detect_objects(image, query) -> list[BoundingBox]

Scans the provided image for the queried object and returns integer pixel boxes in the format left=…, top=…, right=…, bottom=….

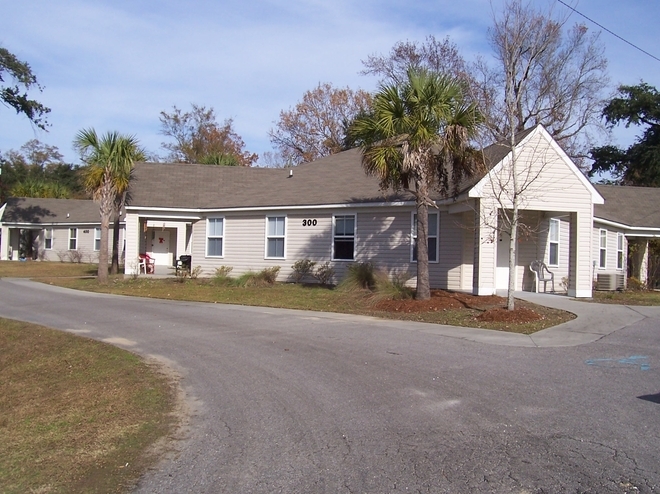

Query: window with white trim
left=266, top=216, right=286, bottom=258
left=333, top=215, right=355, bottom=260
left=68, top=228, right=78, bottom=250
left=617, top=233, right=624, bottom=270
left=44, top=228, right=53, bottom=250
left=548, top=218, right=560, bottom=267
left=412, top=212, right=438, bottom=262
left=599, top=229, right=607, bottom=268
left=94, top=228, right=101, bottom=251
left=206, top=218, right=224, bottom=257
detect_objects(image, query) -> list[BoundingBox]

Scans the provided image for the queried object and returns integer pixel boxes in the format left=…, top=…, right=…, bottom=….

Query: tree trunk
left=110, top=199, right=122, bottom=274
left=97, top=178, right=113, bottom=285
left=507, top=126, right=519, bottom=311
left=415, top=178, right=431, bottom=301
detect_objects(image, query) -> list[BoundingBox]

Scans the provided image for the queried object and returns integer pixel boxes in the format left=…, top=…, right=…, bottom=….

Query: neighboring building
left=0, top=197, right=124, bottom=263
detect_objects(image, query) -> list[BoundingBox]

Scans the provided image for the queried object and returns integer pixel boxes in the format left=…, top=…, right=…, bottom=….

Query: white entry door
left=150, top=231, right=171, bottom=266
left=496, top=230, right=511, bottom=290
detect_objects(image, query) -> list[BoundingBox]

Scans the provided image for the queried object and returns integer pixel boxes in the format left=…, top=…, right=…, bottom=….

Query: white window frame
left=332, top=214, right=356, bottom=261
left=94, top=227, right=101, bottom=251
left=599, top=229, right=607, bottom=269
left=44, top=228, right=53, bottom=250
left=206, top=217, right=224, bottom=258
left=411, top=212, right=439, bottom=263
left=265, top=216, right=286, bottom=259
left=617, top=232, right=625, bottom=270
left=68, top=228, right=78, bottom=251
left=548, top=218, right=560, bottom=267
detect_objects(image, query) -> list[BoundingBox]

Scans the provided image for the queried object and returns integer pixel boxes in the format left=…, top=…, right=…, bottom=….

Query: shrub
left=291, top=259, right=316, bottom=283
left=374, top=270, right=414, bottom=300
left=234, top=266, right=281, bottom=287
left=174, top=265, right=202, bottom=283
left=213, top=266, right=234, bottom=284
left=313, top=262, right=335, bottom=286
left=339, top=262, right=375, bottom=291
left=627, top=276, right=647, bottom=291
left=67, top=250, right=85, bottom=263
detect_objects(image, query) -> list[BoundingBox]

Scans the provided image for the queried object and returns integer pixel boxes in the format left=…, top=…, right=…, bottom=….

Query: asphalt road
left=1, top=278, right=659, bottom=493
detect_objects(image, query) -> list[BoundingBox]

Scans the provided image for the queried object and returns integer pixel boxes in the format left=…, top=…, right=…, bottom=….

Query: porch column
left=124, top=214, right=141, bottom=275
left=472, top=199, right=497, bottom=296
left=568, top=211, right=593, bottom=298
left=0, top=225, right=9, bottom=260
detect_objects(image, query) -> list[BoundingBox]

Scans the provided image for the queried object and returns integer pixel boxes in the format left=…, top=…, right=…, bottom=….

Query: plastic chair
left=529, top=260, right=555, bottom=293
left=138, top=254, right=155, bottom=274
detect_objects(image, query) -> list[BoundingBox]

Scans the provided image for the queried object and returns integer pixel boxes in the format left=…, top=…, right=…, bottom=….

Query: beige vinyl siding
left=434, top=211, right=465, bottom=290
left=34, top=225, right=124, bottom=263
left=592, top=224, right=626, bottom=274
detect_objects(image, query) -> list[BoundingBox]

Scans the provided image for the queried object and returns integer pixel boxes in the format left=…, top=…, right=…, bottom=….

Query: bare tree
left=479, top=0, right=608, bottom=167
left=160, top=104, right=257, bottom=166
left=269, top=83, right=372, bottom=165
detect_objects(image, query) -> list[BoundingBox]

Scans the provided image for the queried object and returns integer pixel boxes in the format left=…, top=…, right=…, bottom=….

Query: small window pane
left=334, top=239, right=354, bottom=260
left=268, top=217, right=285, bottom=236
left=208, top=238, right=223, bottom=257
left=428, top=213, right=438, bottom=236
left=549, top=243, right=558, bottom=266
left=268, top=238, right=284, bottom=258
left=209, top=218, right=223, bottom=236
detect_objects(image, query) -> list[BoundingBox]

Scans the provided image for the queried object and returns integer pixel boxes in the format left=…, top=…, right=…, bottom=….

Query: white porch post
left=124, top=213, right=141, bottom=275
left=0, top=225, right=9, bottom=260
left=568, top=211, right=593, bottom=298
left=472, top=199, right=497, bottom=296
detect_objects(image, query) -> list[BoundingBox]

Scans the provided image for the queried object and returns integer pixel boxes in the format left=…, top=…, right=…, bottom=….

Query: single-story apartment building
left=0, top=197, right=124, bottom=263
left=2, top=126, right=657, bottom=296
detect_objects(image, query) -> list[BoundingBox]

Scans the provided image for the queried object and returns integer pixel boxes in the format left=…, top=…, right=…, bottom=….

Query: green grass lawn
left=0, top=318, right=177, bottom=493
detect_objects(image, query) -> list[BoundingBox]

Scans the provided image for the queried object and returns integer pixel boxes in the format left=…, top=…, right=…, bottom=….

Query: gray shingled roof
left=594, top=185, right=660, bottom=229
left=1, top=198, right=102, bottom=225
left=128, top=131, right=534, bottom=210
left=128, top=148, right=415, bottom=209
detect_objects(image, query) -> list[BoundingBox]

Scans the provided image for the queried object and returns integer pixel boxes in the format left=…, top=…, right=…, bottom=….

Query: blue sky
left=1, top=0, right=659, bottom=165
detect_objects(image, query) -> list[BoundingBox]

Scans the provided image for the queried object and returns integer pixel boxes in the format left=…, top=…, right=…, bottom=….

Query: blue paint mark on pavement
left=585, top=355, right=650, bottom=370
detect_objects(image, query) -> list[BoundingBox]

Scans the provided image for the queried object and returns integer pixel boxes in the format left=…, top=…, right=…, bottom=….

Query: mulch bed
left=374, top=289, right=543, bottom=324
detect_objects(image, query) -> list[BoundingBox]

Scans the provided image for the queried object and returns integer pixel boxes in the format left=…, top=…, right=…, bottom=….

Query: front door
left=496, top=230, right=511, bottom=290
left=150, top=231, right=170, bottom=266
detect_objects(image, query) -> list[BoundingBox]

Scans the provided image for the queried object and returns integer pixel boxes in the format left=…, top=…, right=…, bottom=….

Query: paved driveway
left=1, top=278, right=659, bottom=493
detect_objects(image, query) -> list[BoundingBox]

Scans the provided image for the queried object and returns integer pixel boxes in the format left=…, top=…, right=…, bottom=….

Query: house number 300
left=302, top=219, right=318, bottom=227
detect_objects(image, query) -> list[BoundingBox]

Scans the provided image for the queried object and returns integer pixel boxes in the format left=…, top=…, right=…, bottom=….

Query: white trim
left=265, top=215, right=286, bottom=260
left=205, top=217, right=224, bottom=258
left=68, top=228, right=78, bottom=251
left=332, top=213, right=356, bottom=261
left=411, top=211, right=439, bottom=263
left=126, top=200, right=417, bottom=214
left=548, top=218, right=560, bottom=267
left=617, top=232, right=624, bottom=270
left=594, top=217, right=660, bottom=233
left=598, top=228, right=607, bottom=269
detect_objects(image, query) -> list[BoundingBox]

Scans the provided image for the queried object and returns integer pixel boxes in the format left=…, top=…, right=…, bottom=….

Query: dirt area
left=374, top=290, right=543, bottom=324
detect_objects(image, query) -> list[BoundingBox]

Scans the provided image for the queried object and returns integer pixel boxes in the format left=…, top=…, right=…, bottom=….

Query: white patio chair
left=529, top=260, right=555, bottom=293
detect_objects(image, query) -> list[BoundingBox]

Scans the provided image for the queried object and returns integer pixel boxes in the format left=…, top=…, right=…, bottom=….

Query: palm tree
left=348, top=69, right=482, bottom=300
left=74, top=129, right=145, bottom=284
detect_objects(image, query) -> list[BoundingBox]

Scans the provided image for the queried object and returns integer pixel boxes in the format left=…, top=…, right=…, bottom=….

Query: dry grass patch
left=0, top=261, right=97, bottom=278
left=0, top=318, right=177, bottom=493
left=591, top=289, right=660, bottom=306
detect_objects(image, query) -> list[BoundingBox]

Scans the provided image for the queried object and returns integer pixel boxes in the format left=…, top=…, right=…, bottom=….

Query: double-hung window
left=68, top=228, right=78, bottom=250
left=617, top=233, right=624, bottom=270
left=44, top=228, right=53, bottom=250
left=599, top=229, right=607, bottom=268
left=94, top=228, right=101, bottom=251
left=548, top=218, right=560, bottom=267
left=333, top=215, right=355, bottom=260
left=412, top=212, right=438, bottom=262
left=266, top=216, right=286, bottom=258
left=207, top=218, right=224, bottom=257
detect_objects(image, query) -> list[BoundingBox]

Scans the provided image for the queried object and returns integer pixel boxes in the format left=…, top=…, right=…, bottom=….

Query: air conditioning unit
left=596, top=273, right=626, bottom=291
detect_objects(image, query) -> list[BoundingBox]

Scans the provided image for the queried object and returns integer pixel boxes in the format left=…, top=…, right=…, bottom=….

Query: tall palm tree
left=74, top=129, right=145, bottom=284
left=348, top=69, right=482, bottom=300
